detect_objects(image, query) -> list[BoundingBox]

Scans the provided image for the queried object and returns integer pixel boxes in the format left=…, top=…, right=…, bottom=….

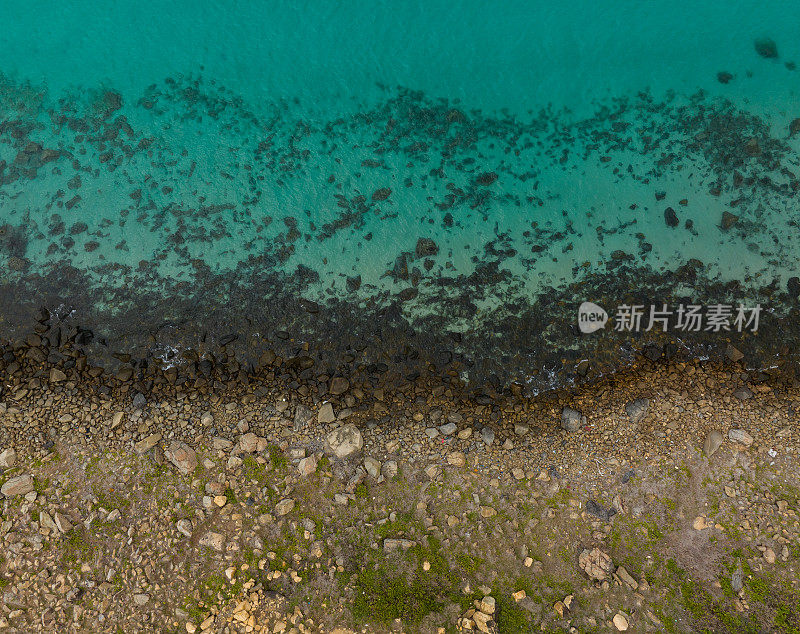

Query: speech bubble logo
left=578, top=301, right=608, bottom=334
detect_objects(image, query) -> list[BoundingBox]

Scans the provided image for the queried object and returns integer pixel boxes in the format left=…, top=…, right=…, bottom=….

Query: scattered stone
left=764, top=548, right=776, bottom=564
left=381, top=461, right=398, bottom=479
left=363, top=457, right=382, bottom=478
left=165, top=441, right=198, bottom=475
left=579, top=548, right=614, bottom=581
left=448, top=452, right=465, bottom=467
left=561, top=407, right=583, bottom=432
left=317, top=402, right=335, bottom=423
left=298, top=455, right=318, bottom=476
left=479, top=596, right=495, bottom=615
left=1, top=473, right=34, bottom=497
left=664, top=206, right=679, bottom=228
left=329, top=377, right=350, bottom=396
left=728, top=429, right=753, bottom=447
left=50, top=512, right=70, bottom=533
left=198, top=532, right=225, bottom=551
left=721, top=211, right=739, bottom=230
left=693, top=516, right=709, bottom=530
left=704, top=430, right=724, bottom=457
left=132, top=393, right=147, bottom=409
left=383, top=538, right=415, bottom=552
left=613, top=612, right=629, bottom=631
left=236, top=432, right=259, bottom=453
left=616, top=566, right=638, bottom=590
left=481, top=427, right=495, bottom=445
left=293, top=405, right=313, bottom=432
left=200, top=411, right=214, bottom=427
left=733, top=386, right=753, bottom=400
left=0, top=448, right=17, bottom=468
left=49, top=368, right=67, bottom=382
left=275, top=499, right=295, bottom=516
left=624, top=398, right=649, bottom=424
left=514, top=422, right=529, bottom=436
left=717, top=71, right=734, bottom=84
left=325, top=424, right=363, bottom=459
left=438, top=422, right=457, bottom=436
left=134, top=433, right=161, bottom=454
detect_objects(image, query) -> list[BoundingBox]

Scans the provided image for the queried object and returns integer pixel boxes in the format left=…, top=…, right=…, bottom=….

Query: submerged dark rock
left=754, top=38, right=779, bottom=59
left=720, top=211, right=739, bottom=230
left=415, top=238, right=439, bottom=257
left=664, top=207, right=679, bottom=228
left=717, top=71, right=734, bottom=84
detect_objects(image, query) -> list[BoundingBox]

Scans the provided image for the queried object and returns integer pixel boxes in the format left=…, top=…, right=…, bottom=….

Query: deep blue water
left=1, top=1, right=799, bottom=390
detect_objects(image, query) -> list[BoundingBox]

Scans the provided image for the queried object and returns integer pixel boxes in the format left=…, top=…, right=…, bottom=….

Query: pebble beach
left=2, top=329, right=800, bottom=632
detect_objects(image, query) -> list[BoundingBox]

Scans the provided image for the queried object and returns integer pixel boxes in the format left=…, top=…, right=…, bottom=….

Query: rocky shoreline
left=1, top=330, right=800, bottom=632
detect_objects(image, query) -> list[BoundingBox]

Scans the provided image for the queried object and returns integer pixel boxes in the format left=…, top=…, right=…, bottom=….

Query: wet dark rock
left=790, top=118, right=800, bottom=137
left=754, top=37, right=778, bottom=59
left=397, top=287, right=418, bottom=302
left=329, top=376, right=349, bottom=396
left=788, top=276, right=800, bottom=298
left=132, top=393, right=147, bottom=409
left=219, top=333, right=238, bottom=346
left=415, top=238, right=439, bottom=257
left=346, top=275, right=361, bottom=292
left=720, top=211, right=739, bottom=230
left=642, top=344, right=662, bottom=361
left=664, top=207, right=679, bottom=228
left=717, top=71, right=734, bottom=84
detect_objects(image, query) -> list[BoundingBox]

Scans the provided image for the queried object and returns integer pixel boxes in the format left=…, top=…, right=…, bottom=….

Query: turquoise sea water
left=1, top=1, right=799, bottom=390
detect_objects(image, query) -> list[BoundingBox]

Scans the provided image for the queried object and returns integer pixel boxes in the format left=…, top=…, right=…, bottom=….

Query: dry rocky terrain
left=1, top=341, right=800, bottom=632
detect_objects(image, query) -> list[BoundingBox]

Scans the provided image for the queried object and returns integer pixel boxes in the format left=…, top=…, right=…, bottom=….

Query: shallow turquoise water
left=1, top=1, right=799, bottom=390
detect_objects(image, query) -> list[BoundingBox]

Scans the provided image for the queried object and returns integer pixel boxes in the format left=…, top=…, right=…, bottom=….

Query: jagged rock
left=578, top=547, right=614, bottom=581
